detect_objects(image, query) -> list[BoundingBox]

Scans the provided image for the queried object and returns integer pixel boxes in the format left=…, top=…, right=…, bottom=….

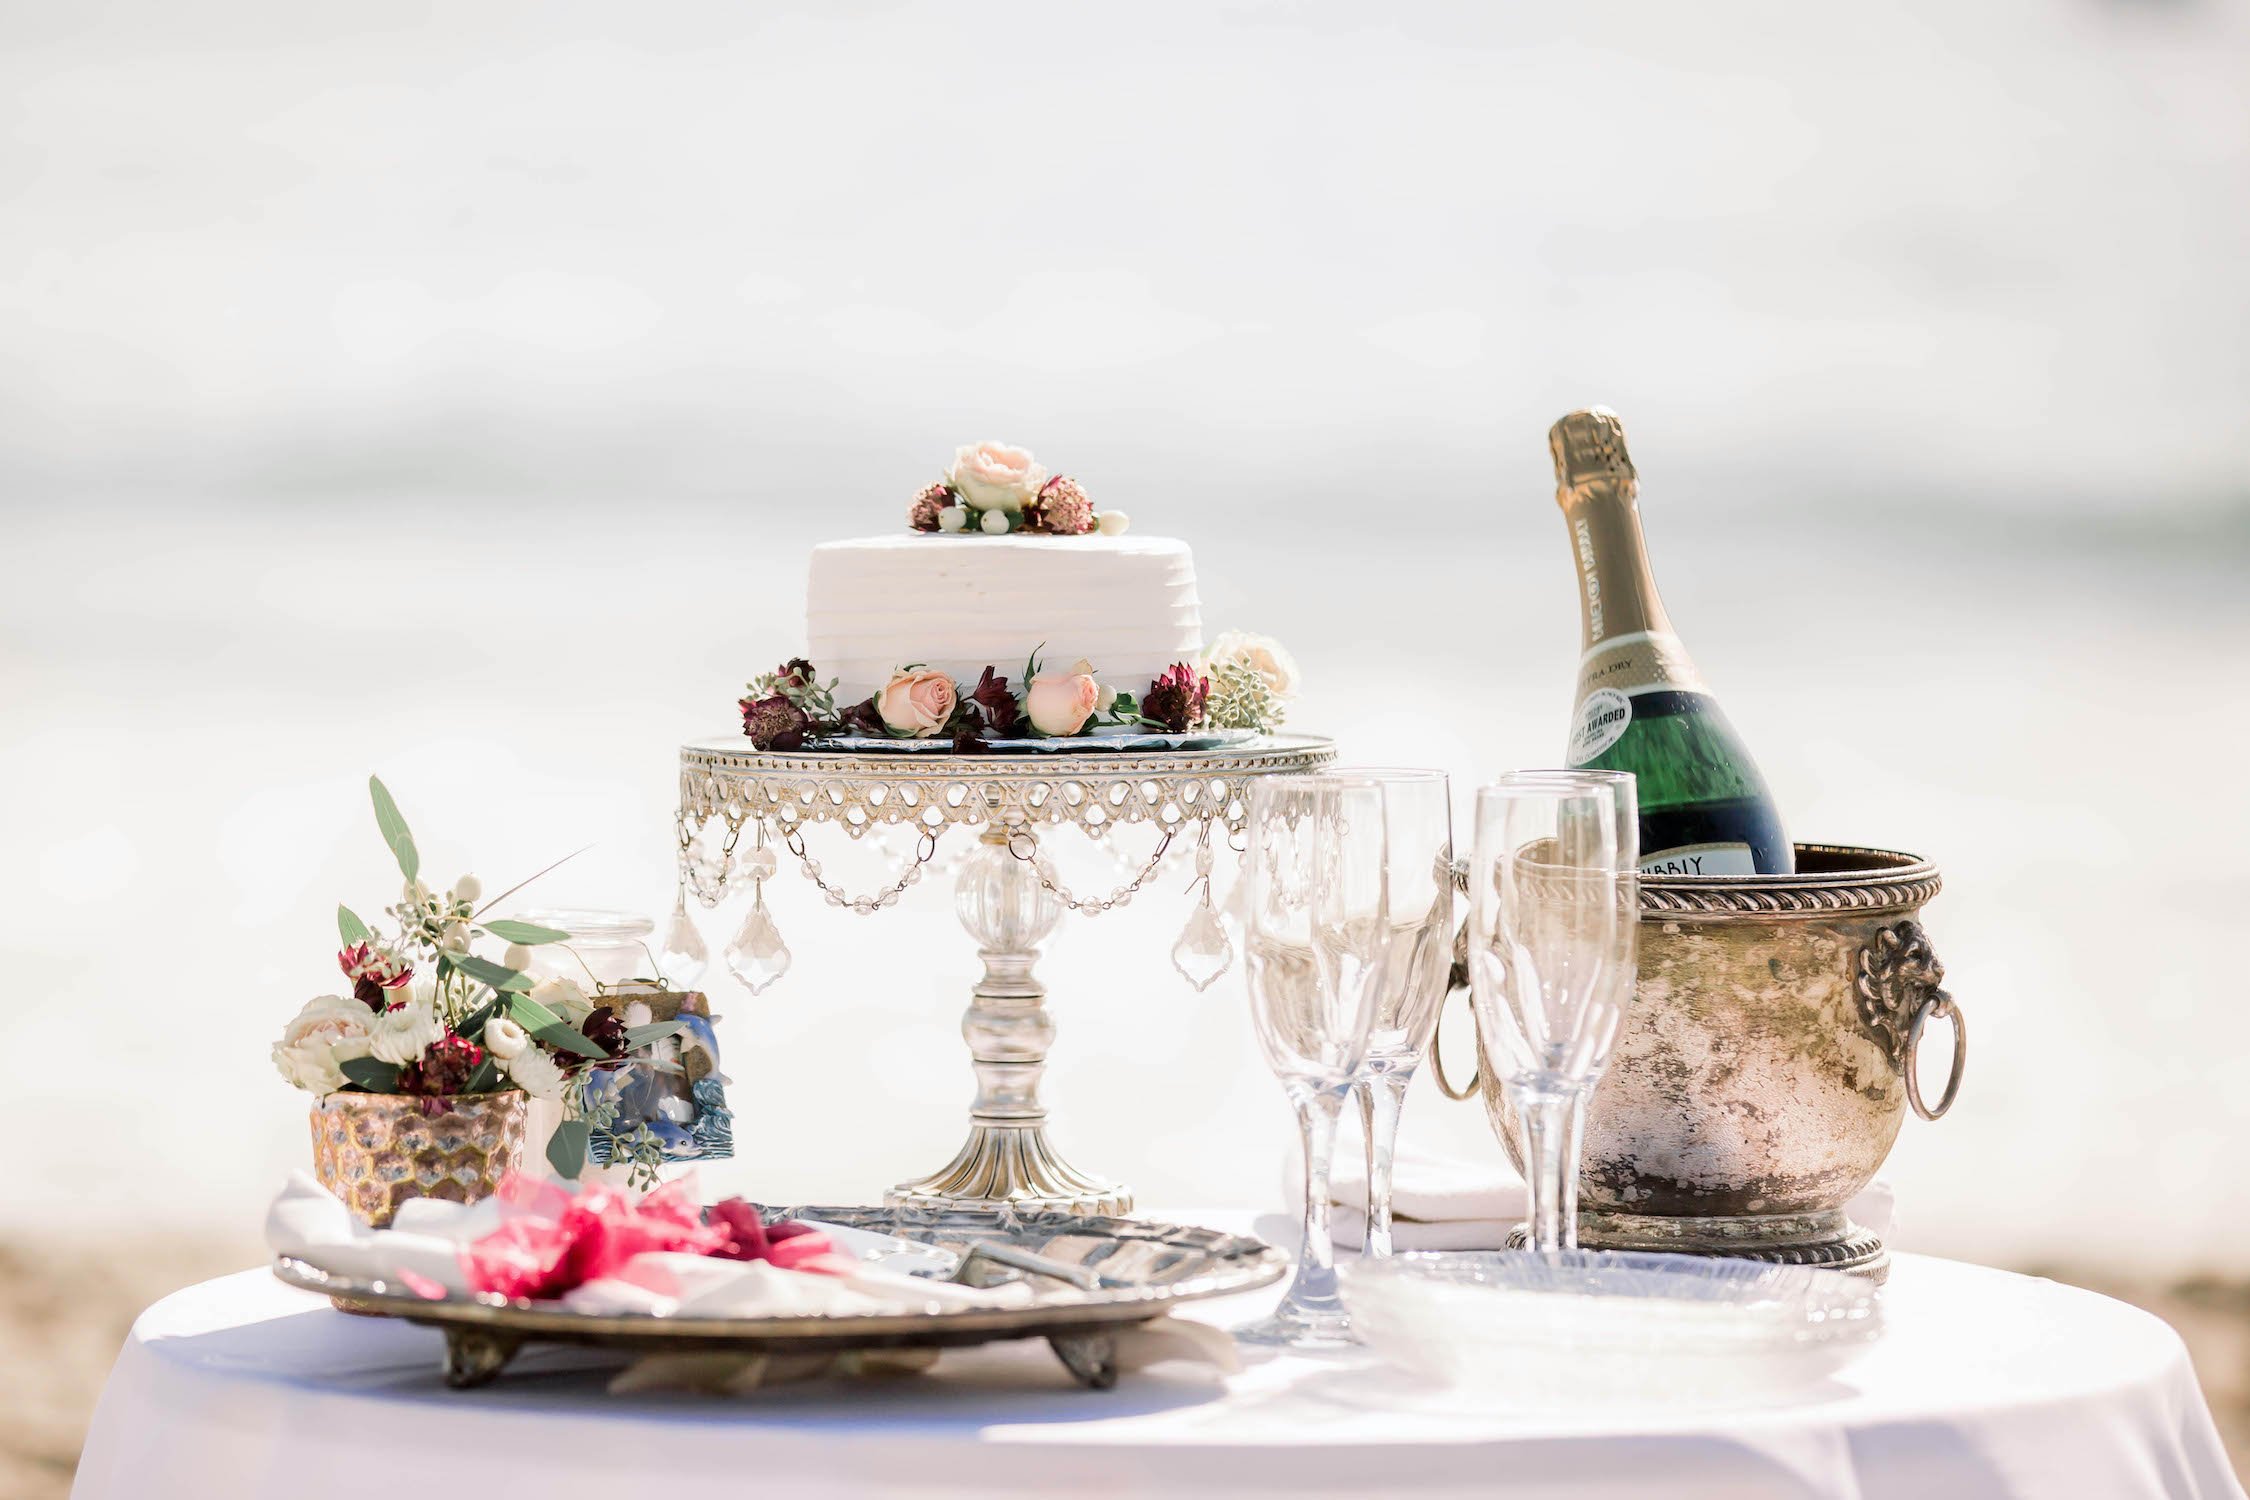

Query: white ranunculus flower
left=369, top=986, right=446, bottom=1066
left=946, top=440, right=1047, bottom=514
left=482, top=1016, right=530, bottom=1061
left=507, top=1045, right=568, bottom=1101
left=1204, top=630, right=1301, bottom=699
left=530, top=976, right=595, bottom=1025
left=272, top=994, right=376, bottom=1095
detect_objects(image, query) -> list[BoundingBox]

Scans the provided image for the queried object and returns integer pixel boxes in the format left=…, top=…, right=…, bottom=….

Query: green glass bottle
left=1550, top=408, right=1794, bottom=876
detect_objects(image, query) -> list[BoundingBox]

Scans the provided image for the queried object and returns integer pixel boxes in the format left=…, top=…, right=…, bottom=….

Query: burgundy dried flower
left=908, top=483, right=952, bottom=532
left=969, top=666, right=1021, bottom=737
left=580, top=1007, right=629, bottom=1058
left=836, top=695, right=887, bottom=738
left=1025, top=475, right=1096, bottom=535
left=741, top=692, right=812, bottom=750
left=406, top=1032, right=486, bottom=1095
left=339, top=943, right=412, bottom=1010
left=778, top=657, right=817, bottom=690
left=1141, top=662, right=1210, bottom=733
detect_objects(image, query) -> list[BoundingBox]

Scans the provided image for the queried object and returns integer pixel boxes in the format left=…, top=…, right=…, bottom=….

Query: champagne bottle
left=1550, top=408, right=1794, bottom=876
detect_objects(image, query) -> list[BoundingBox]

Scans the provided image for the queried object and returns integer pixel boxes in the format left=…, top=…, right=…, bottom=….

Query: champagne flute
left=1238, top=774, right=1390, bottom=1347
left=1334, top=770, right=1455, bottom=1260
left=1466, top=775, right=1638, bottom=1253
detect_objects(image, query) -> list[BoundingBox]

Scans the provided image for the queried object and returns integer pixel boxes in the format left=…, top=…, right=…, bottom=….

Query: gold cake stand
left=677, top=734, right=1335, bottom=1216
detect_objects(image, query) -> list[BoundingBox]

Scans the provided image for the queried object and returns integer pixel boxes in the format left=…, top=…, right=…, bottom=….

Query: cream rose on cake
left=1205, top=631, right=1300, bottom=699
left=272, top=994, right=376, bottom=1094
left=1025, top=660, right=1102, bottom=736
left=877, top=669, right=957, bottom=737
left=947, top=441, right=1048, bottom=515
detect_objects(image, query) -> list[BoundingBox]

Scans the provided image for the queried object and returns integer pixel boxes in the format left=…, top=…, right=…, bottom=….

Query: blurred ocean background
left=5, top=0, right=2249, bottom=1299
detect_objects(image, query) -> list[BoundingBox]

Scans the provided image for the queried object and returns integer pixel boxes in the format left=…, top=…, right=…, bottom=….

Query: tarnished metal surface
left=1479, top=844, right=1961, bottom=1276
left=272, top=1207, right=1286, bottom=1389
left=309, top=1090, right=527, bottom=1229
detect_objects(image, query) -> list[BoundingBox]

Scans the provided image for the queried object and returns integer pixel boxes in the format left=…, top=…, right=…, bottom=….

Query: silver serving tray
left=806, top=727, right=1256, bottom=754
left=272, top=1206, right=1284, bottom=1390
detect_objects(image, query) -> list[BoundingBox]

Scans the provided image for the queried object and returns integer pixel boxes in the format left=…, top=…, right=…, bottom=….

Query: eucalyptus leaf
left=336, top=904, right=371, bottom=947
left=546, top=1119, right=590, bottom=1180
left=622, top=1020, right=686, bottom=1051
left=338, top=1056, right=402, bottom=1093
left=462, top=1057, right=503, bottom=1095
left=456, top=954, right=532, bottom=993
left=531, top=1023, right=607, bottom=1061
left=509, top=993, right=565, bottom=1033
left=483, top=919, right=571, bottom=946
left=368, top=776, right=420, bottom=883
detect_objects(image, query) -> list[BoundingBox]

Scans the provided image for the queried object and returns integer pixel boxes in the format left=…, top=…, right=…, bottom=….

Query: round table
left=73, top=1224, right=2242, bottom=1500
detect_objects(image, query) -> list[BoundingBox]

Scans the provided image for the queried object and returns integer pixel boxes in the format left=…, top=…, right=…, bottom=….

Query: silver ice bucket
left=1458, top=843, right=1963, bottom=1278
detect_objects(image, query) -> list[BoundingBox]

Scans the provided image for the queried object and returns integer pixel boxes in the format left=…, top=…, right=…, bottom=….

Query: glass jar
left=509, top=909, right=660, bottom=991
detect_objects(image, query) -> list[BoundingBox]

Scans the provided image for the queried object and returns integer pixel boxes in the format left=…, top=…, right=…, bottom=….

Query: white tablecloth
left=73, top=1214, right=2242, bottom=1500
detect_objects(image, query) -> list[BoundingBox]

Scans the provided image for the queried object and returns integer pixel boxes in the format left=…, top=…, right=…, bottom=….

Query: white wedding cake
left=807, top=533, right=1203, bottom=702
left=738, top=441, right=1292, bottom=751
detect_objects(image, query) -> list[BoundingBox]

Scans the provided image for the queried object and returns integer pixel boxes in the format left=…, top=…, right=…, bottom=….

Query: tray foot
left=1048, top=1330, right=1119, bottom=1389
left=443, top=1327, right=524, bottom=1388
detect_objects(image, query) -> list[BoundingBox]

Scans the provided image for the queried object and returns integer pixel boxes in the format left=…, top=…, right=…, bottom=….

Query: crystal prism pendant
left=724, top=896, right=791, bottom=994
left=658, top=897, right=710, bottom=988
left=1170, top=900, right=1234, bottom=992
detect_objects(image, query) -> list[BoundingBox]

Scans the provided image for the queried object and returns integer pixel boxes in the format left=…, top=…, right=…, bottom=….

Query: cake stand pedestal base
left=885, top=832, right=1133, bottom=1218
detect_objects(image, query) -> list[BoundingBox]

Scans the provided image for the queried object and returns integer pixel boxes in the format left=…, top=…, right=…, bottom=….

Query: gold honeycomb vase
left=309, top=1091, right=527, bottom=1227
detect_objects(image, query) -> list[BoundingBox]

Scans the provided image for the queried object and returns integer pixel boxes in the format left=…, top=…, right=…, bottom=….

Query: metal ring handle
left=1904, top=992, right=1965, bottom=1121
left=1430, top=986, right=1482, bottom=1102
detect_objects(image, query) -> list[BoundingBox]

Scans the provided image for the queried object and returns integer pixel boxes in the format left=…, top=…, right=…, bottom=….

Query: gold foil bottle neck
left=1550, top=407, right=1637, bottom=504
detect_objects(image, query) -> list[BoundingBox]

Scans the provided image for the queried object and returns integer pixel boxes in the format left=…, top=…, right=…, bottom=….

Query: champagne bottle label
left=1639, top=841, right=1758, bottom=877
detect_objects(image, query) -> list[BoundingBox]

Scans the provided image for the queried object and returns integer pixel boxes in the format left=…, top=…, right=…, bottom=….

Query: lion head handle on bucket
left=1855, top=919, right=1966, bottom=1122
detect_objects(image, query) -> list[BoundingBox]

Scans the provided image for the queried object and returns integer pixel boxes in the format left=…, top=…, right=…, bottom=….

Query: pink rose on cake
left=947, top=441, right=1048, bottom=515
left=877, top=669, right=958, bottom=737
left=1025, top=659, right=1102, bottom=736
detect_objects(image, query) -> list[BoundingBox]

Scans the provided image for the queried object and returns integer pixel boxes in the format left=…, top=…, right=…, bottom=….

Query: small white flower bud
left=938, top=505, right=970, bottom=532
left=1097, top=685, right=1118, bottom=712
left=1096, top=510, right=1130, bottom=536
left=980, top=508, right=1011, bottom=535
left=503, top=943, right=533, bottom=973
left=440, top=922, right=471, bottom=954
left=452, top=874, right=482, bottom=902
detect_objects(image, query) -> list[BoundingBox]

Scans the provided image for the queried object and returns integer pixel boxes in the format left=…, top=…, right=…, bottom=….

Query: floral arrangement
left=908, top=440, right=1129, bottom=538
left=272, top=778, right=687, bottom=1181
left=737, top=630, right=1301, bottom=750
left=741, top=651, right=1206, bottom=752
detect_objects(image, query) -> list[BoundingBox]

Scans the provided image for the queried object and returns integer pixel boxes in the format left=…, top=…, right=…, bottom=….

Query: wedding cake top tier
left=807, top=533, right=1203, bottom=703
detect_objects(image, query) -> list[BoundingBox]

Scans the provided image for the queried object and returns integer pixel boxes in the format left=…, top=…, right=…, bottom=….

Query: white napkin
left=264, top=1170, right=488, bottom=1293
left=1297, top=1146, right=1898, bottom=1251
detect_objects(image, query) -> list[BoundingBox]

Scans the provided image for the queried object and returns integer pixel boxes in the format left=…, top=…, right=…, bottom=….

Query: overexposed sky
left=2, top=0, right=2246, bottom=518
